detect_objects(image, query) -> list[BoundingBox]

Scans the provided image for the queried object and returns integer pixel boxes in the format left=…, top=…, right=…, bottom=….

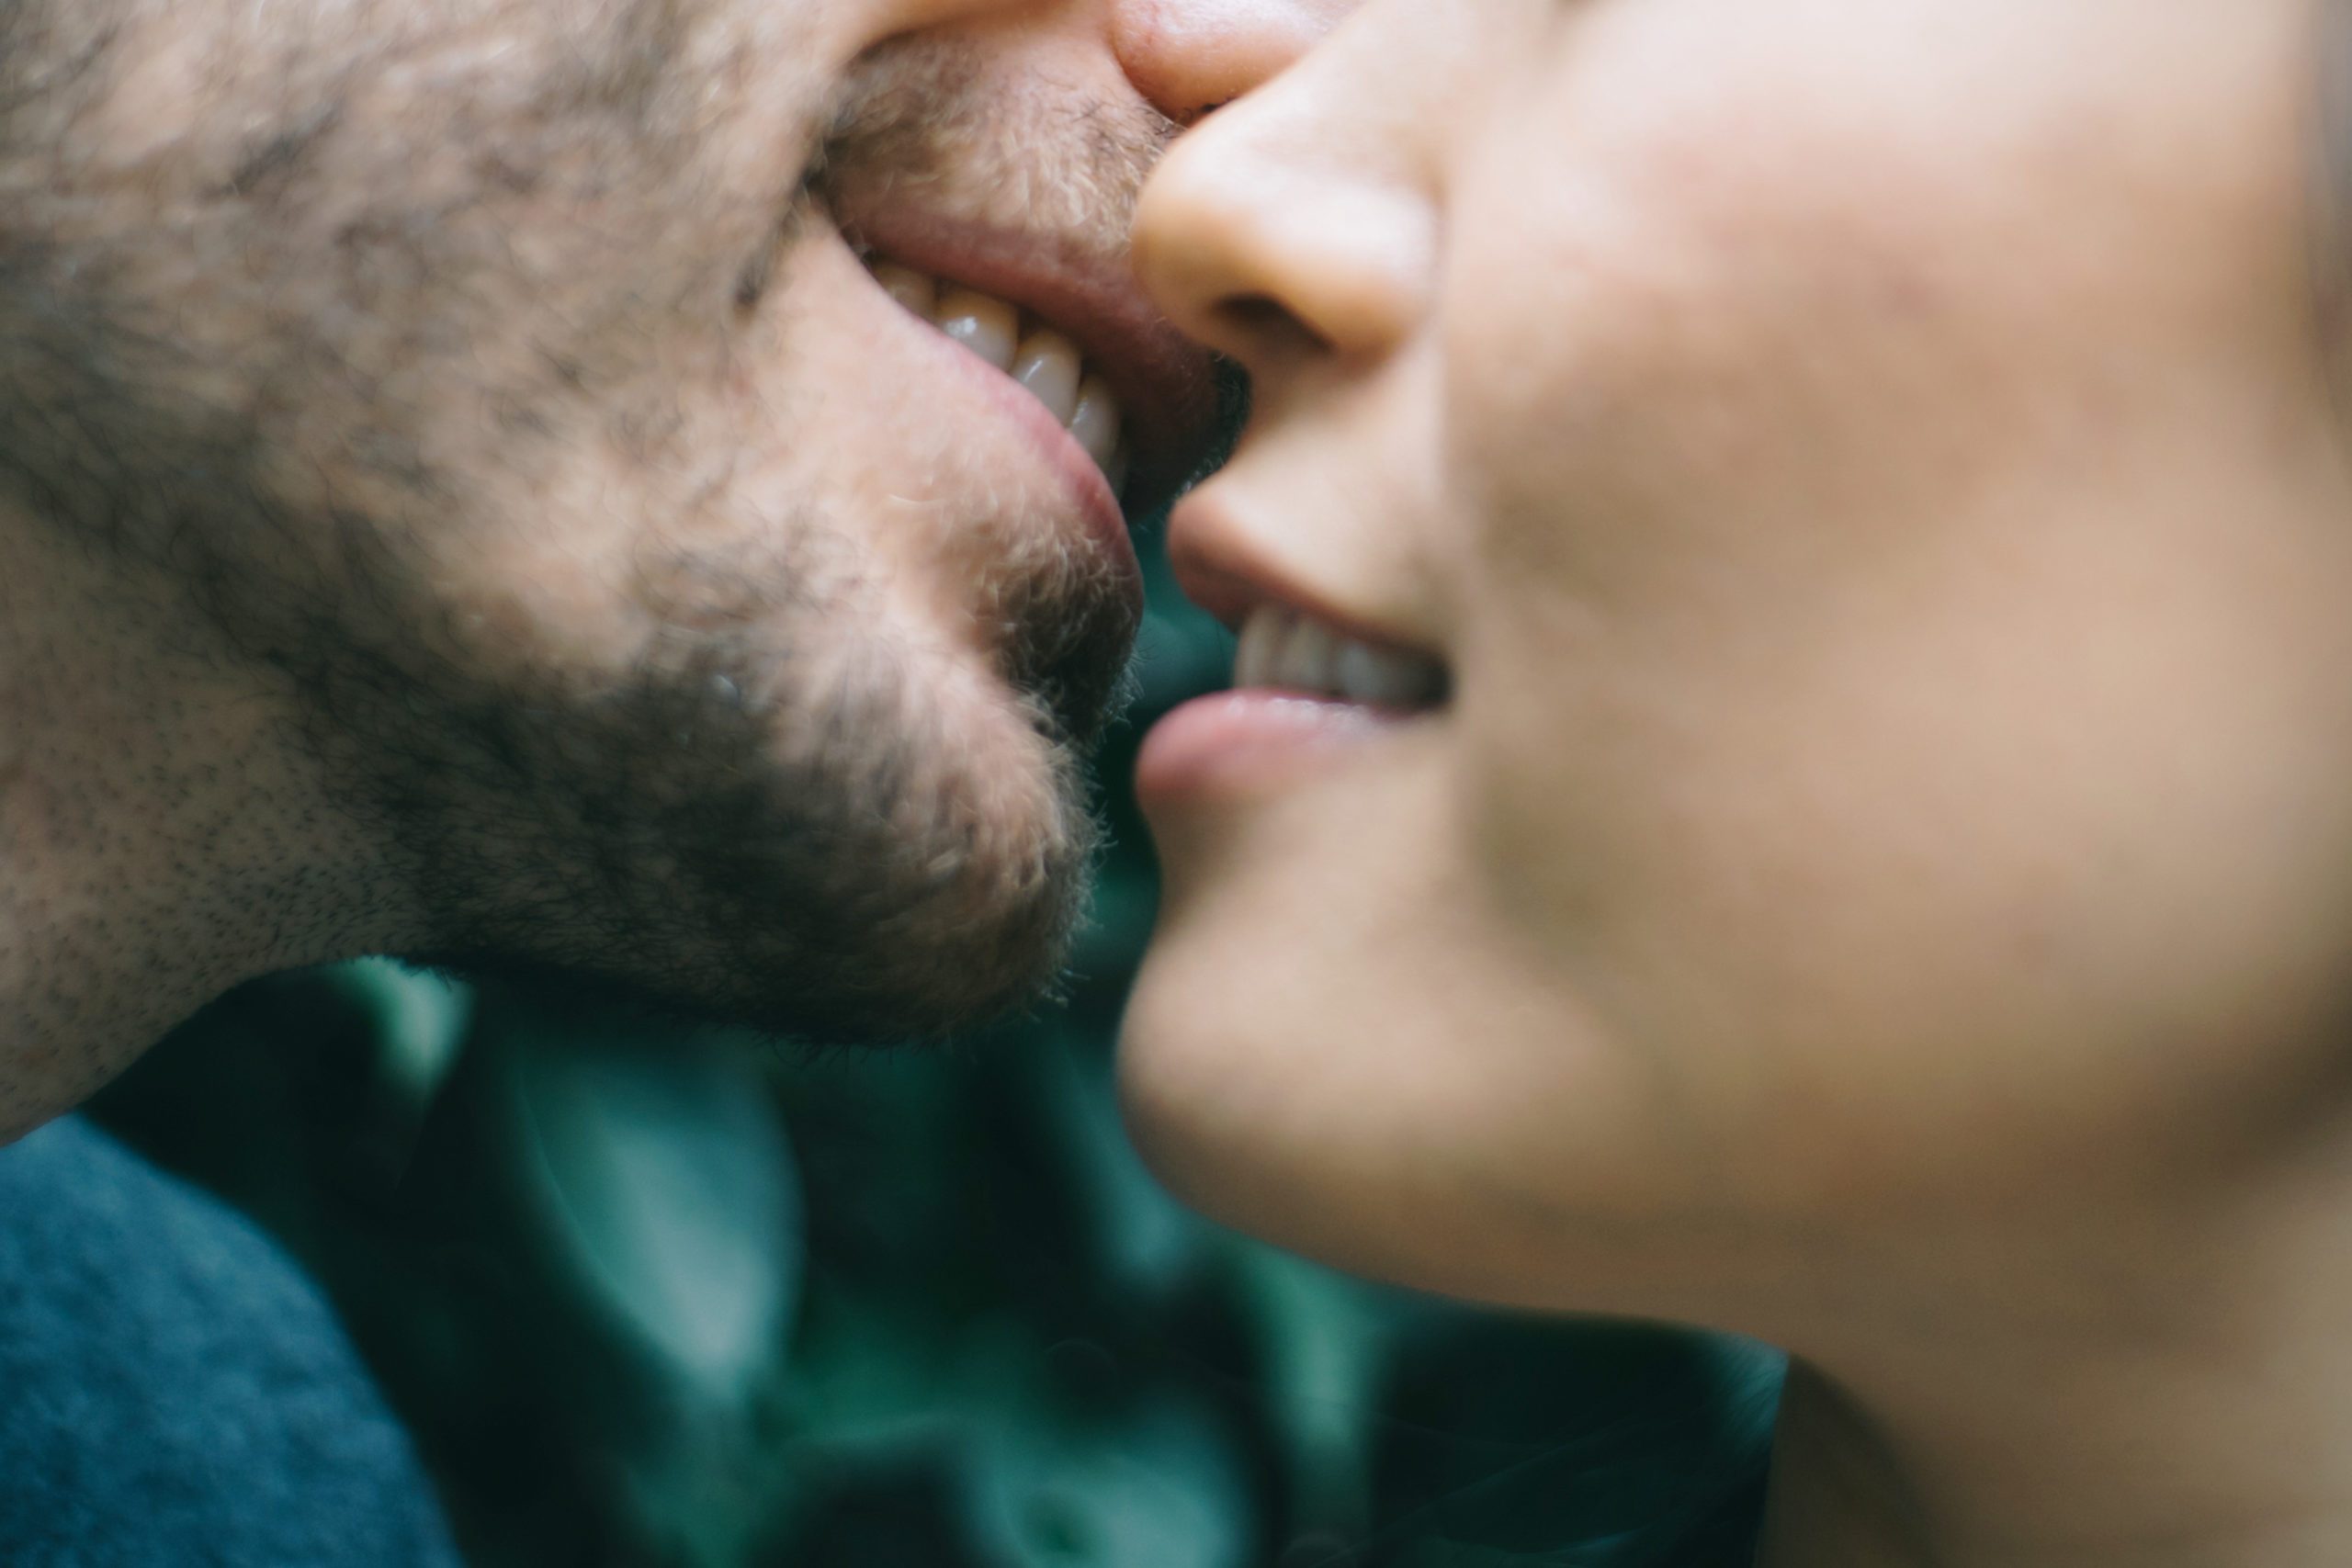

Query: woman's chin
left=1115, top=922, right=1654, bottom=1317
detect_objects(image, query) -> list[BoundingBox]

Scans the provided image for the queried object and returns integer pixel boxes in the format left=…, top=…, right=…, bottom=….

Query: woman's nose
left=1130, top=18, right=1432, bottom=373
left=1111, top=0, right=1361, bottom=125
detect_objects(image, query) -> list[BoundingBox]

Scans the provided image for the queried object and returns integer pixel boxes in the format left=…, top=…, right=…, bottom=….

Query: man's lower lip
left=832, top=199, right=1216, bottom=520
left=920, top=301, right=1141, bottom=606
left=1135, top=690, right=1417, bottom=807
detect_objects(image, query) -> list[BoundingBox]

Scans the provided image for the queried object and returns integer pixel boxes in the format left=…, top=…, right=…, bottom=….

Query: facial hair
left=0, top=2, right=1173, bottom=1041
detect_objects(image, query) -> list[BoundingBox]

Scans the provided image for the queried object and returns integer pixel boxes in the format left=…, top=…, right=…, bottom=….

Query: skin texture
left=1125, top=0, right=2352, bottom=1562
left=0, top=0, right=1327, bottom=1140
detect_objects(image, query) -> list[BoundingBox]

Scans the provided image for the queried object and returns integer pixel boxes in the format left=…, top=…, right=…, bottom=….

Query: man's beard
left=0, top=6, right=1165, bottom=1042
left=5, top=346, right=1125, bottom=1043
left=304, top=521, right=1114, bottom=1044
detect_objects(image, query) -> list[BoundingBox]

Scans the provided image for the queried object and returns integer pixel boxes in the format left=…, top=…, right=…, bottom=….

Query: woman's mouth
left=1229, top=604, right=1449, bottom=706
left=1136, top=603, right=1449, bottom=807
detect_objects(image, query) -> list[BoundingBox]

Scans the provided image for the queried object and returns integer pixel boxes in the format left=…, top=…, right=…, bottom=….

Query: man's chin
left=413, top=821, right=1091, bottom=1047
left=422, top=761, right=1095, bottom=1046
left=344, top=604, right=1105, bottom=1047
left=411, top=924, right=1079, bottom=1051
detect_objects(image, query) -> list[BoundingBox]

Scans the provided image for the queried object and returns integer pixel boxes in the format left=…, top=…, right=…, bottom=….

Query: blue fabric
left=0, top=1117, right=461, bottom=1567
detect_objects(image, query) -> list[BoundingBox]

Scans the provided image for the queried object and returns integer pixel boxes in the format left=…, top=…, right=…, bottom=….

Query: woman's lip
left=1166, top=487, right=1441, bottom=655
left=1135, top=689, right=1422, bottom=809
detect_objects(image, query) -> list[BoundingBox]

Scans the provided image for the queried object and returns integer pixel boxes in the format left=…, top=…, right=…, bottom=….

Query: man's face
left=0, top=0, right=1224, bottom=1039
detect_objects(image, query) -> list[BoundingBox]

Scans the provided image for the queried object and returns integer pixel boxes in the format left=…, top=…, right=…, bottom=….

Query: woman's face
left=1120, top=0, right=2352, bottom=1325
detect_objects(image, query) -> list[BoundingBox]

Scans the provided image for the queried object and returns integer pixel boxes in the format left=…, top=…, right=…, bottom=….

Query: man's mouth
left=831, top=199, right=1219, bottom=521
left=861, top=257, right=1129, bottom=498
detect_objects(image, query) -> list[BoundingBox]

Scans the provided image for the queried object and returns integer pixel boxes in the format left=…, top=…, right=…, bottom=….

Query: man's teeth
left=1068, top=379, right=1122, bottom=490
left=1232, top=605, right=1449, bottom=709
left=875, top=262, right=935, bottom=319
left=934, top=286, right=1019, bottom=370
left=1011, top=329, right=1082, bottom=424
left=869, top=260, right=1129, bottom=494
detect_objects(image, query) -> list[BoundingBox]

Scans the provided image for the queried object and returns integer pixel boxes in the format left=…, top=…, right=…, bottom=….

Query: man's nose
left=1110, top=0, right=1362, bottom=124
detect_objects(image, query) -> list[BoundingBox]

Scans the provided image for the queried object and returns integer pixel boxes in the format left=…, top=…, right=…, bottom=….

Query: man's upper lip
left=828, top=193, right=1219, bottom=517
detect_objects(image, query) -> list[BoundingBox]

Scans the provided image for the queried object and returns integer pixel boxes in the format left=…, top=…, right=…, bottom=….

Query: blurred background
left=87, top=525, right=1781, bottom=1568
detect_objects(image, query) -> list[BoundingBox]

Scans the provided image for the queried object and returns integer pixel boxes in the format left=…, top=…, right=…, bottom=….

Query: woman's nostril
left=1223, top=295, right=1293, bottom=333
left=1218, top=294, right=1330, bottom=359
left=1163, top=100, right=1224, bottom=130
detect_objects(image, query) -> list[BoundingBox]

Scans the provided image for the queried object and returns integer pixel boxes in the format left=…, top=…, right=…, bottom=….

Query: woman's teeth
left=1232, top=605, right=1449, bottom=710
left=870, top=260, right=1129, bottom=496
